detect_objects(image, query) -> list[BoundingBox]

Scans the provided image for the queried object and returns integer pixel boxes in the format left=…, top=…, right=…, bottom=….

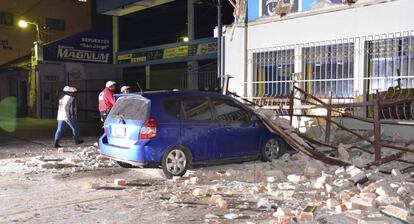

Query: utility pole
left=217, top=0, right=223, bottom=90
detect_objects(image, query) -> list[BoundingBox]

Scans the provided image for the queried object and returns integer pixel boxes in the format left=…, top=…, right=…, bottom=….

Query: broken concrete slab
left=381, top=205, right=413, bottom=223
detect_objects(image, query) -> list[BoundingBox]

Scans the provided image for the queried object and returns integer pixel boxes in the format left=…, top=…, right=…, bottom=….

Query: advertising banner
left=261, top=0, right=299, bottom=17
left=43, top=29, right=112, bottom=64
left=117, top=42, right=217, bottom=65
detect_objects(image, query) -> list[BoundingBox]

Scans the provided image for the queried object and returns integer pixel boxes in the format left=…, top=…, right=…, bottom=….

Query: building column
left=145, top=65, right=151, bottom=90
left=187, top=0, right=198, bottom=89
left=112, top=16, right=119, bottom=64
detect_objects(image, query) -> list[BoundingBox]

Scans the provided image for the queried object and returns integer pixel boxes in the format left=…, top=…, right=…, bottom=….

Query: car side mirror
left=250, top=115, right=259, bottom=127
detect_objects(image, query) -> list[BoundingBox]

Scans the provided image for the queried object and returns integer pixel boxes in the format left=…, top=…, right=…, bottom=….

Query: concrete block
left=391, top=169, right=406, bottom=182
left=216, top=198, right=228, bottom=209
left=347, top=166, right=367, bottom=183
left=287, top=174, right=301, bottom=183
left=224, top=213, right=238, bottom=220
left=335, top=166, right=346, bottom=176
left=381, top=205, right=412, bottom=223
left=298, top=211, right=314, bottom=222
left=304, top=163, right=321, bottom=178
left=396, top=186, right=408, bottom=198
left=189, top=176, right=202, bottom=185
left=350, top=195, right=375, bottom=208
left=325, top=184, right=333, bottom=193
left=345, top=210, right=366, bottom=223
left=209, top=194, right=222, bottom=204
left=335, top=203, right=348, bottom=213
left=114, top=179, right=127, bottom=186
left=192, top=188, right=207, bottom=196
left=375, top=196, right=401, bottom=206
left=327, top=199, right=339, bottom=208
left=358, top=218, right=390, bottom=224
left=277, top=216, right=292, bottom=224
left=172, top=176, right=182, bottom=183
left=361, top=179, right=386, bottom=193
left=340, top=190, right=356, bottom=202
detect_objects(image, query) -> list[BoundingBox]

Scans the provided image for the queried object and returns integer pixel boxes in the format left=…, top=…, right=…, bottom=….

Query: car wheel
left=161, top=146, right=190, bottom=179
left=261, top=137, right=285, bottom=162
left=117, top=161, right=133, bottom=168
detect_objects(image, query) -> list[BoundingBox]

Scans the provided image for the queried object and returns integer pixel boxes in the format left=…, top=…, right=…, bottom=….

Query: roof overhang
left=97, top=0, right=175, bottom=16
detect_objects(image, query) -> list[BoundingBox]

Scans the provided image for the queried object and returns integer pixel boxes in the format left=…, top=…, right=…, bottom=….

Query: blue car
left=99, top=90, right=286, bottom=178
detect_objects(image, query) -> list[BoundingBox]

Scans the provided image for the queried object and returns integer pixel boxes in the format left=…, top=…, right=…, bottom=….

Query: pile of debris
left=130, top=153, right=413, bottom=223
left=24, top=145, right=116, bottom=172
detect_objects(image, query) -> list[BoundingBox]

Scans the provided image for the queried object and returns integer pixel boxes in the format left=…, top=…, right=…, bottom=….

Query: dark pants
left=54, top=119, right=80, bottom=142
left=100, top=110, right=109, bottom=122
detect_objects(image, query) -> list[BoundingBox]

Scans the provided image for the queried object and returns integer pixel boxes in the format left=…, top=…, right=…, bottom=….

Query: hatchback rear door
left=105, top=95, right=150, bottom=147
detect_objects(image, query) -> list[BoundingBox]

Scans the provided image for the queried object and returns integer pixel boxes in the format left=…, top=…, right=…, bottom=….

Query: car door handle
left=186, top=127, right=193, bottom=130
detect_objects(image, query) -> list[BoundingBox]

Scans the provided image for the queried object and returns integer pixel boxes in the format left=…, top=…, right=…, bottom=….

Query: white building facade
left=226, top=0, right=414, bottom=111
left=224, top=0, right=414, bottom=139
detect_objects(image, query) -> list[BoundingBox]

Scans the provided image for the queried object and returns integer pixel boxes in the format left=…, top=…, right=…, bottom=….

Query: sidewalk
left=0, top=118, right=102, bottom=159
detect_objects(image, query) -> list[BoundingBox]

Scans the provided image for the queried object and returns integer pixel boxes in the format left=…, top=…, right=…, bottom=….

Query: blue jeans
left=54, top=119, right=80, bottom=142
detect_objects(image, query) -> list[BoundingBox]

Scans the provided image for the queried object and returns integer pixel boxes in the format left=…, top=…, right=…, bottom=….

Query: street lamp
left=18, top=19, right=41, bottom=44
left=18, top=19, right=42, bottom=118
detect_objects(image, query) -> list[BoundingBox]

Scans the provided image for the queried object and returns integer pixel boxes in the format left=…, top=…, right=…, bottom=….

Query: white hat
left=105, top=81, right=117, bottom=88
left=63, top=86, right=70, bottom=92
left=67, top=87, right=77, bottom=93
left=120, top=86, right=131, bottom=93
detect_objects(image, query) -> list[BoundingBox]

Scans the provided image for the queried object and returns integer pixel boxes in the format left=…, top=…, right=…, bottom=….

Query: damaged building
left=225, top=0, right=414, bottom=140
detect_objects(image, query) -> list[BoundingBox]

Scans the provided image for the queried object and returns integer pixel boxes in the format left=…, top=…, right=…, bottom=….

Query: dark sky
left=119, top=0, right=234, bottom=51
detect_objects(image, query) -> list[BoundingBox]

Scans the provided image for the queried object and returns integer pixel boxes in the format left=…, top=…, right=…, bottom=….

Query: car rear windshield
left=108, top=96, right=149, bottom=120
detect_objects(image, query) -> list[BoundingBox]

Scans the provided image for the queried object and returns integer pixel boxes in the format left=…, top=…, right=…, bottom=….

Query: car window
left=182, top=97, right=213, bottom=121
left=211, top=98, right=250, bottom=122
left=163, top=98, right=181, bottom=118
left=108, top=96, right=149, bottom=120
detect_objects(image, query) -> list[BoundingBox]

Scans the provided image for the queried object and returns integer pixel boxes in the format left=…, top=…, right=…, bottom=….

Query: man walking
left=98, top=81, right=116, bottom=122
left=54, top=86, right=82, bottom=148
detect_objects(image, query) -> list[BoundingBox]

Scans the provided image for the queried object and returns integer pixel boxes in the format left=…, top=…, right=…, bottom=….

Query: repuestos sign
left=43, top=29, right=112, bottom=64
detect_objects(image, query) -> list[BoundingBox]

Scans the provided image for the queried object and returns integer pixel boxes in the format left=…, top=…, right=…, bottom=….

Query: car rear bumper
left=99, top=135, right=151, bottom=166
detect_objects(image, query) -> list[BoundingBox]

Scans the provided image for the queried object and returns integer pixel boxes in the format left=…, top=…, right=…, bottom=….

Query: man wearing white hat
left=98, top=81, right=117, bottom=121
left=120, top=86, right=131, bottom=94
left=54, top=86, right=83, bottom=148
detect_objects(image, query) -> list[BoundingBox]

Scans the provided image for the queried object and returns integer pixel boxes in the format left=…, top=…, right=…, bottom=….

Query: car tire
left=260, top=137, right=286, bottom=162
left=117, top=161, right=134, bottom=168
left=161, top=146, right=191, bottom=179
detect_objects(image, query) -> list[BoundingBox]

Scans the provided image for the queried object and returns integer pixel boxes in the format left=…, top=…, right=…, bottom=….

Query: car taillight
left=139, top=118, right=157, bottom=140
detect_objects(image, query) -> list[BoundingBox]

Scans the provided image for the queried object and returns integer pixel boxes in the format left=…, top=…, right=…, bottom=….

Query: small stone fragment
left=224, top=213, right=238, bottom=220
left=172, top=176, right=182, bottom=183
left=114, top=179, right=127, bottom=186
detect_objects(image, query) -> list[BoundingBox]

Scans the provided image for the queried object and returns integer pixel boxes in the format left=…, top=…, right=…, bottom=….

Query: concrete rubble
left=22, top=144, right=116, bottom=173
left=121, top=151, right=412, bottom=223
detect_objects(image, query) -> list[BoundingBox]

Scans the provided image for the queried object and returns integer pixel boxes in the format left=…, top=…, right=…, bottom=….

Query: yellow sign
left=196, top=43, right=217, bottom=55
left=131, top=56, right=146, bottom=63
left=163, top=46, right=188, bottom=59
left=117, top=54, right=132, bottom=61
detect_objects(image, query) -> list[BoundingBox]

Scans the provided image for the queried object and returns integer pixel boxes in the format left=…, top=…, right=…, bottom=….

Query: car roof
left=114, top=90, right=229, bottom=103
left=142, top=90, right=221, bottom=98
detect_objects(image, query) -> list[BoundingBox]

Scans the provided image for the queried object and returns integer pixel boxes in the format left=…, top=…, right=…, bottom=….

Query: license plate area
left=113, top=126, right=126, bottom=137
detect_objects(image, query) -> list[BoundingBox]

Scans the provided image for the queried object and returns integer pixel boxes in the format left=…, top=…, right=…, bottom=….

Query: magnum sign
left=57, top=46, right=110, bottom=63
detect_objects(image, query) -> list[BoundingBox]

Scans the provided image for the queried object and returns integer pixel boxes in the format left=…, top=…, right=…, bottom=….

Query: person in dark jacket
left=54, top=86, right=83, bottom=148
left=98, top=81, right=116, bottom=122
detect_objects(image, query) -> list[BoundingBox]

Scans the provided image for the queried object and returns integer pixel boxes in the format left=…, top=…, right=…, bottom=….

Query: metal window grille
left=245, top=31, right=414, bottom=119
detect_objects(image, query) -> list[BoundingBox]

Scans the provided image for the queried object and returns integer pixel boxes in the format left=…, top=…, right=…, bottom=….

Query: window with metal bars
left=252, top=49, right=295, bottom=98
left=302, top=43, right=354, bottom=98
